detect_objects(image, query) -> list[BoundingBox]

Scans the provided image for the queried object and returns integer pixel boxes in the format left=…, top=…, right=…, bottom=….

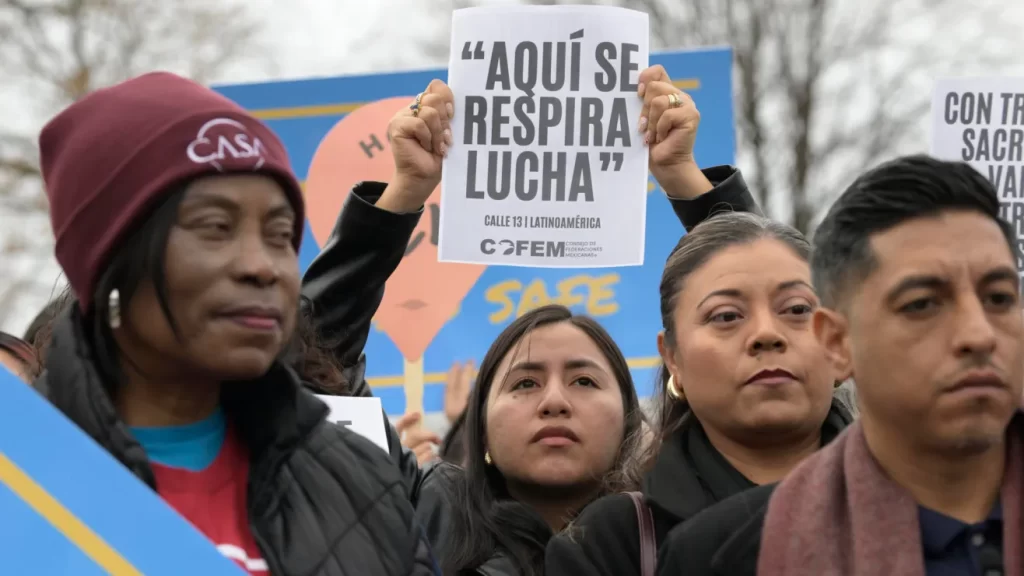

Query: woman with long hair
left=432, top=305, right=645, bottom=575
left=408, top=63, right=765, bottom=576
left=545, top=212, right=856, bottom=576
left=32, top=71, right=452, bottom=575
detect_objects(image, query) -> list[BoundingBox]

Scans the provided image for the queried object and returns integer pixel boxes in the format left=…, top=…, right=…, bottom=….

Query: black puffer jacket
left=301, top=181, right=429, bottom=503
left=36, top=308, right=440, bottom=576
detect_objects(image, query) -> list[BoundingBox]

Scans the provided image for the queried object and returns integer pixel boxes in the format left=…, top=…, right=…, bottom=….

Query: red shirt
left=151, top=426, right=268, bottom=574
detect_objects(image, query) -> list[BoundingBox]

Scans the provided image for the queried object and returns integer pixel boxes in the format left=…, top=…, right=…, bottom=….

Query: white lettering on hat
left=187, top=118, right=266, bottom=171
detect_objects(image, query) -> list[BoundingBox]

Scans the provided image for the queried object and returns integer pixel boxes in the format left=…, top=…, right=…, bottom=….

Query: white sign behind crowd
left=439, top=5, right=650, bottom=268
left=316, top=395, right=389, bottom=452
left=931, top=77, right=1024, bottom=270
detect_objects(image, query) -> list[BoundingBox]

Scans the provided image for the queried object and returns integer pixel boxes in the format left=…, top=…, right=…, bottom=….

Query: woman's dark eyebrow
left=697, top=279, right=813, bottom=309
left=563, top=359, right=604, bottom=371
left=697, top=288, right=743, bottom=309
left=181, top=193, right=239, bottom=213
left=509, top=359, right=605, bottom=373
left=181, top=193, right=295, bottom=222
left=266, top=204, right=296, bottom=221
left=775, top=279, right=814, bottom=293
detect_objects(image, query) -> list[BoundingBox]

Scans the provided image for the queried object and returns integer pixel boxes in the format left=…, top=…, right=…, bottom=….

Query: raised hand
left=637, top=65, right=711, bottom=199
left=396, top=411, right=442, bottom=466
left=444, top=360, right=475, bottom=425
left=377, top=79, right=456, bottom=213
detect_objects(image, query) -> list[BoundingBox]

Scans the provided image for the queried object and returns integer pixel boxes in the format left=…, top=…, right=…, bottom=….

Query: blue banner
left=0, top=367, right=242, bottom=575
left=215, top=47, right=735, bottom=416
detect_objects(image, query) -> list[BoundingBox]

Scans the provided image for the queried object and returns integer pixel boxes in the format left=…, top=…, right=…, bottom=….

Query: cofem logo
left=480, top=238, right=566, bottom=257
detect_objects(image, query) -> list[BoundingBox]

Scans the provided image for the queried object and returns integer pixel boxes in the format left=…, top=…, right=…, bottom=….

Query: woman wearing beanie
left=34, top=71, right=453, bottom=576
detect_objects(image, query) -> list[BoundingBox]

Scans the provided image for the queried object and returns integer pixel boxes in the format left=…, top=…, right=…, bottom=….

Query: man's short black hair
left=811, top=154, right=1017, bottom=308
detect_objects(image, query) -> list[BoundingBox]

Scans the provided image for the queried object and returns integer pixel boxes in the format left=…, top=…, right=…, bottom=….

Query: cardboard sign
left=440, top=5, right=650, bottom=267
left=214, top=46, right=735, bottom=415
left=316, top=395, right=390, bottom=452
left=0, top=366, right=243, bottom=575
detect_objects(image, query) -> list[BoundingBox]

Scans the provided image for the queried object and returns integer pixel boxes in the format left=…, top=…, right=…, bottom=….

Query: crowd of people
left=0, top=55, right=1020, bottom=576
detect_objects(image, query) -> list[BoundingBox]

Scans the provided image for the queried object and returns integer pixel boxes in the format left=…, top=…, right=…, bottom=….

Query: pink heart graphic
left=305, top=97, right=487, bottom=362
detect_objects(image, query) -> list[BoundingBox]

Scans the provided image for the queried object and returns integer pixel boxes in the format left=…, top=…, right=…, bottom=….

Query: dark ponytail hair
left=284, top=297, right=348, bottom=395
left=441, top=305, right=642, bottom=576
left=649, top=212, right=811, bottom=456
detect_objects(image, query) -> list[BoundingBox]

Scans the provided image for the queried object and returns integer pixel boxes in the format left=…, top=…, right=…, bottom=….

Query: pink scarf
left=758, top=416, right=1023, bottom=576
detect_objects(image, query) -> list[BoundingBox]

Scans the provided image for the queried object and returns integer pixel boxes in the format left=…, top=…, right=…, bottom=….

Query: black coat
left=667, top=165, right=763, bottom=233
left=544, top=401, right=853, bottom=576
left=543, top=166, right=767, bottom=576
left=655, top=483, right=775, bottom=576
left=300, top=181, right=429, bottom=503
left=36, top=308, right=440, bottom=576
left=412, top=166, right=760, bottom=576
left=408, top=463, right=549, bottom=576
left=302, top=170, right=758, bottom=515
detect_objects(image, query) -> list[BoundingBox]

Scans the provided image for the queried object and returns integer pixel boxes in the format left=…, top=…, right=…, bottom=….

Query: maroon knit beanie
left=40, top=71, right=305, bottom=312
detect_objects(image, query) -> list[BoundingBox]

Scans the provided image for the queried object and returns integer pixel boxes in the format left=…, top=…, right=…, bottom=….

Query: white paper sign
left=931, top=77, right=1024, bottom=270
left=440, top=5, right=650, bottom=268
left=315, top=395, right=389, bottom=453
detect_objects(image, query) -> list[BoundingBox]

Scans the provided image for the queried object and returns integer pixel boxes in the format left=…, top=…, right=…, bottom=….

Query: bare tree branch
left=0, top=0, right=268, bottom=197
left=416, top=0, right=1018, bottom=235
left=0, top=0, right=269, bottom=328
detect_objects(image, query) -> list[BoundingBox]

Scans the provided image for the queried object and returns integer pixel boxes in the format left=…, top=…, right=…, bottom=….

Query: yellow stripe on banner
left=366, top=355, right=663, bottom=388
left=0, top=452, right=142, bottom=576
left=251, top=102, right=364, bottom=121
left=247, top=78, right=701, bottom=122
left=673, top=79, right=701, bottom=91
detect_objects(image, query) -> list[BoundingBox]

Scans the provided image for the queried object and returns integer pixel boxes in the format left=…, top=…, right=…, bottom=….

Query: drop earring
left=484, top=451, right=492, bottom=465
left=109, top=289, right=121, bottom=329
left=667, top=375, right=685, bottom=401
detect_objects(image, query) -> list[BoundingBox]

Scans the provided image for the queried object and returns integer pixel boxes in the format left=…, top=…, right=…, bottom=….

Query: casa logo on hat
left=186, top=117, right=266, bottom=172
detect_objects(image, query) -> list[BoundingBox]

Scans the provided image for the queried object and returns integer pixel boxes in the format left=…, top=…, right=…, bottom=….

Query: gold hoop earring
left=667, top=375, right=685, bottom=401
left=484, top=451, right=492, bottom=465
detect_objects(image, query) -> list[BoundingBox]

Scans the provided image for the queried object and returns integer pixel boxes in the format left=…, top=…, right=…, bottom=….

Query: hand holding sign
left=639, top=64, right=712, bottom=201
left=305, top=96, right=486, bottom=418
left=440, top=5, right=651, bottom=267
left=377, top=80, right=457, bottom=214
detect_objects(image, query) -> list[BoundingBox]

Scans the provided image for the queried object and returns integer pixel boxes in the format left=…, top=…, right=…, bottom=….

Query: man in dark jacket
left=658, top=156, right=1024, bottom=576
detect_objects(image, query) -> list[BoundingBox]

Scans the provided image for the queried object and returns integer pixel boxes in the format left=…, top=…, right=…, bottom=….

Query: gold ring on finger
left=410, top=92, right=424, bottom=117
left=667, top=93, right=683, bottom=108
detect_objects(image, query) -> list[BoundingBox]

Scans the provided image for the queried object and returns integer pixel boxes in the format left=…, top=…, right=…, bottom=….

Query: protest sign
left=0, top=366, right=243, bottom=575
left=214, top=46, right=735, bottom=416
left=305, top=99, right=487, bottom=416
left=440, top=6, right=650, bottom=267
left=931, top=77, right=1024, bottom=270
left=316, top=395, right=389, bottom=452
